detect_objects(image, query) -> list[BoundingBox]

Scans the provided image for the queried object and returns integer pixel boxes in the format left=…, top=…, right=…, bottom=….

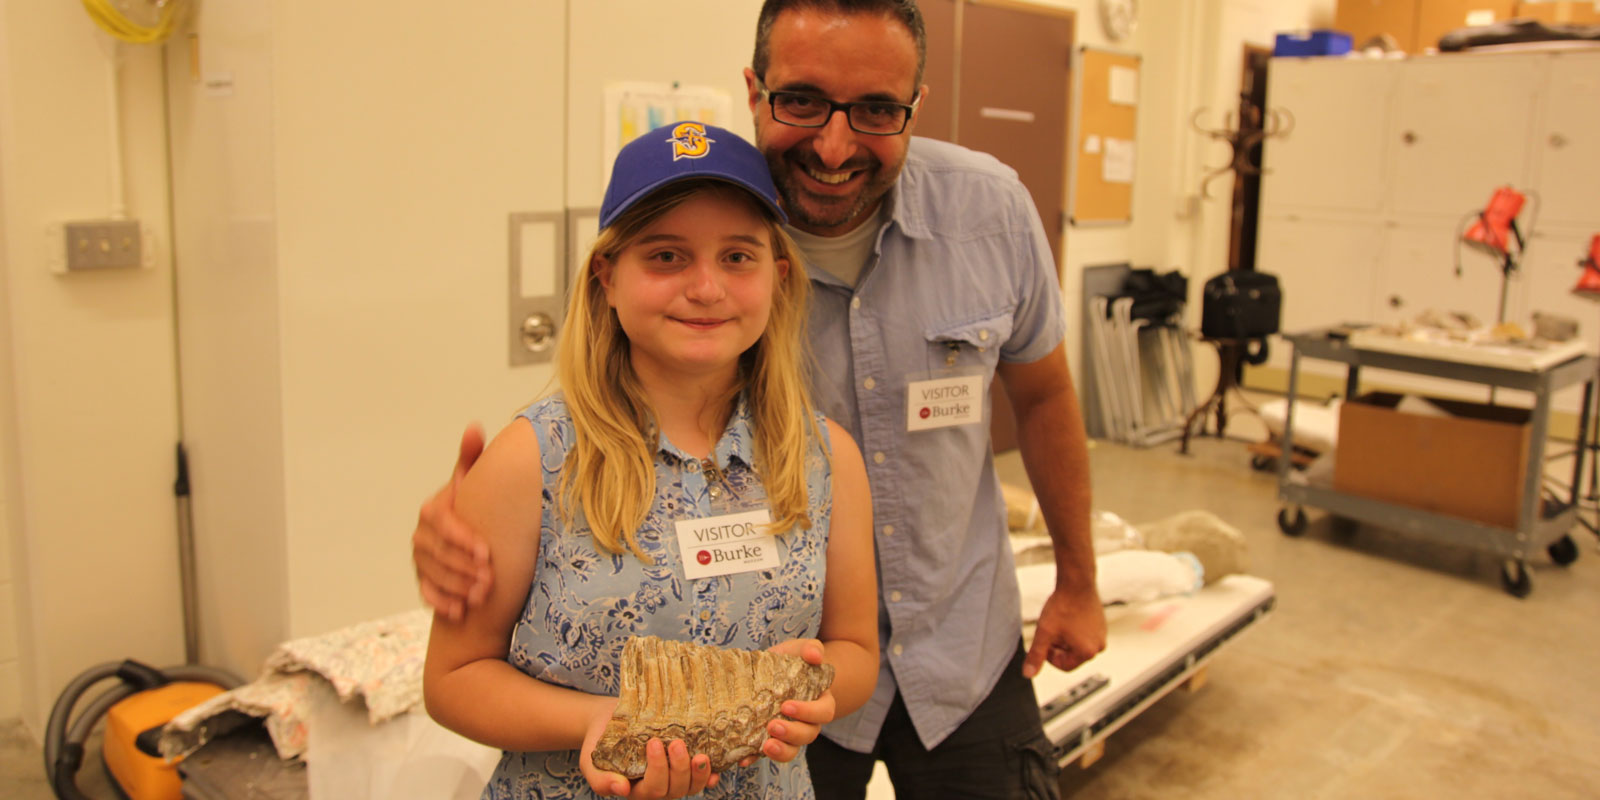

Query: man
left=415, top=1, right=1106, bottom=797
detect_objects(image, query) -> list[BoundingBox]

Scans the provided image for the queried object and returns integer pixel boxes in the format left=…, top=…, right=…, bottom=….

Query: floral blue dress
left=480, top=395, right=833, bottom=799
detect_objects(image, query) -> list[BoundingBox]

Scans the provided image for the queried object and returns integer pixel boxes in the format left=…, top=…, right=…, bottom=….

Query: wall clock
left=1099, top=0, right=1137, bottom=42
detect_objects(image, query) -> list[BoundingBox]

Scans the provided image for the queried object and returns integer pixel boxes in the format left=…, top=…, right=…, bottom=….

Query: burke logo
left=919, top=407, right=931, bottom=419
left=668, top=122, right=713, bottom=160
left=696, top=550, right=712, bottom=565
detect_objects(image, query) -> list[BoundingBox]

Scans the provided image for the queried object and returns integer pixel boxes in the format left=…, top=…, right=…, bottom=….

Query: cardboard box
left=1333, top=392, right=1531, bottom=528
left=1336, top=0, right=1422, bottom=51
left=1416, top=0, right=1518, bottom=50
left=1338, top=0, right=1521, bottom=51
left=1515, top=1, right=1600, bottom=24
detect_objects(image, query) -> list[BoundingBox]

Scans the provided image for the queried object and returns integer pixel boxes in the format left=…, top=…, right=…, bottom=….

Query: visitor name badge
left=906, top=373, right=985, bottom=432
left=675, top=509, right=781, bottom=580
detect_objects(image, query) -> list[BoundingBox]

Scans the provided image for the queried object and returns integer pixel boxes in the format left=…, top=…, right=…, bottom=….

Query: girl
left=423, top=123, right=877, bottom=799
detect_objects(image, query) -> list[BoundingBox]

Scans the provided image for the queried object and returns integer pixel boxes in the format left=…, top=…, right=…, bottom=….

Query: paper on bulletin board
left=1102, top=138, right=1135, bottom=184
left=1109, top=66, right=1139, bottom=106
left=1085, top=135, right=1103, bottom=154
left=602, top=82, right=734, bottom=186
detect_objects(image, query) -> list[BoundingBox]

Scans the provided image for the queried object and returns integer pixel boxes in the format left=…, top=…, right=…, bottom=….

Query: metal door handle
left=520, top=313, right=556, bottom=353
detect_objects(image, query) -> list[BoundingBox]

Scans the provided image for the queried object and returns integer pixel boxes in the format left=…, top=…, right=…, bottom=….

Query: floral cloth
left=481, top=395, right=833, bottom=799
left=160, top=608, right=431, bottom=760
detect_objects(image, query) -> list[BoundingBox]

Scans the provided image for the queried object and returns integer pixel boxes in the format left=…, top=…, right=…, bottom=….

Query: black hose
left=51, top=743, right=93, bottom=800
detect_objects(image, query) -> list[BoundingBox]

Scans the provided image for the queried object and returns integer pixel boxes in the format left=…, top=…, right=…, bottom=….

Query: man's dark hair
left=751, top=0, right=927, bottom=91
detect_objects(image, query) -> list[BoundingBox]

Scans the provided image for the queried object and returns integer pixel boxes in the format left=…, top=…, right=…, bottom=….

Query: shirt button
left=708, top=486, right=722, bottom=499
left=893, top=644, right=904, bottom=656
left=686, top=461, right=700, bottom=472
left=863, top=377, right=876, bottom=391
left=890, top=590, right=902, bottom=603
left=979, top=330, right=990, bottom=341
left=873, top=452, right=886, bottom=464
left=883, top=525, right=895, bottom=536
left=699, top=610, right=711, bottom=621
left=851, top=297, right=861, bottom=310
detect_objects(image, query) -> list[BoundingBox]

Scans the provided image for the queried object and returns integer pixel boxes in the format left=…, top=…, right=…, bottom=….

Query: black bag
left=1114, top=268, right=1188, bottom=323
left=1201, top=271, right=1281, bottom=365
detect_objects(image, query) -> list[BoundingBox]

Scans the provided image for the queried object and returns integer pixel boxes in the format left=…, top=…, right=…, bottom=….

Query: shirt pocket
left=924, top=312, right=1014, bottom=371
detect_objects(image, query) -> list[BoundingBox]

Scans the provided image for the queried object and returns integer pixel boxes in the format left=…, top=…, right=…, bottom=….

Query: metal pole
left=174, top=443, right=199, bottom=664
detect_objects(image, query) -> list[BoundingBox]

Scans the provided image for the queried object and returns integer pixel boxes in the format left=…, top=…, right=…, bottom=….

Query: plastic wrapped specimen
left=590, top=636, right=835, bottom=777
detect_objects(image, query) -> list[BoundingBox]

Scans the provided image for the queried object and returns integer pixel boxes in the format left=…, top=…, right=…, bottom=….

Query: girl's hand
left=751, top=638, right=837, bottom=764
left=580, top=698, right=720, bottom=798
left=761, top=691, right=836, bottom=763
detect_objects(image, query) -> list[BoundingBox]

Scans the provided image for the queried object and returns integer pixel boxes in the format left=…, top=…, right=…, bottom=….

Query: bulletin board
left=1068, top=47, right=1141, bottom=226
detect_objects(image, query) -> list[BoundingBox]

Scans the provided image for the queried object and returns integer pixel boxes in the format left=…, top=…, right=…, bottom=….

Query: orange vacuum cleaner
left=46, top=660, right=241, bottom=800
left=46, top=447, right=243, bottom=800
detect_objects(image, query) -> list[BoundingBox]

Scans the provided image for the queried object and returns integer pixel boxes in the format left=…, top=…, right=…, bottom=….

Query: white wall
left=0, top=0, right=184, bottom=727
left=168, top=0, right=765, bottom=691
left=0, top=0, right=1338, bottom=737
left=0, top=32, right=21, bottom=715
left=1165, top=0, right=1337, bottom=393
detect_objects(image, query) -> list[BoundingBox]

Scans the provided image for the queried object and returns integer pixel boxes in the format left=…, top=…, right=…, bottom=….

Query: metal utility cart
left=1275, top=328, right=1594, bottom=597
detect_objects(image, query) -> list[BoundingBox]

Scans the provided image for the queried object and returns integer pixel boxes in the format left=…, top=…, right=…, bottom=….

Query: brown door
left=955, top=2, right=1073, bottom=266
left=917, top=1, right=1075, bottom=454
left=917, top=0, right=957, bottom=143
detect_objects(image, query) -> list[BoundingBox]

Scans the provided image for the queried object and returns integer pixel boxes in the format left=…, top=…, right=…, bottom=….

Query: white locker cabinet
left=1259, top=50, right=1600, bottom=414
left=1253, top=215, right=1385, bottom=374
left=1261, top=50, right=1600, bottom=341
left=1257, top=216, right=1384, bottom=328
left=1388, top=53, right=1545, bottom=219
left=1534, top=50, right=1600, bottom=231
left=1259, top=58, right=1399, bottom=215
left=1373, top=221, right=1526, bottom=328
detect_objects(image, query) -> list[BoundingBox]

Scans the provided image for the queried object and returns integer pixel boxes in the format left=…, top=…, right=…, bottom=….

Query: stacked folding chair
left=1088, top=270, right=1196, bottom=447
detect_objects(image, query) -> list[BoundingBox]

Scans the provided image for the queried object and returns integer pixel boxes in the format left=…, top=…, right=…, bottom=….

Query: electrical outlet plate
left=48, top=219, right=151, bottom=273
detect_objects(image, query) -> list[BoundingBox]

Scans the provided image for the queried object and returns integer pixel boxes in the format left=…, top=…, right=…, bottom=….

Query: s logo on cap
left=668, top=121, right=714, bottom=160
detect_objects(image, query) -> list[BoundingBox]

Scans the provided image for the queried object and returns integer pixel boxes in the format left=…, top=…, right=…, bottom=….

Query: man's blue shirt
left=801, top=137, right=1067, bottom=751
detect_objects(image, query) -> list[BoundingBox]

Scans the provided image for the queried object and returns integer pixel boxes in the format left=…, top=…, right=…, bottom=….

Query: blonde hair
left=555, top=179, right=820, bottom=561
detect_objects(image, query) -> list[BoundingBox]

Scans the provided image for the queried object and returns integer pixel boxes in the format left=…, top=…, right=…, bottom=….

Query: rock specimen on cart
left=590, top=635, right=835, bottom=777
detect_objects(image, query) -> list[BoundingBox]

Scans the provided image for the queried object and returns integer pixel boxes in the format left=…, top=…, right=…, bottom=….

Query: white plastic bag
left=1090, top=510, right=1145, bottom=554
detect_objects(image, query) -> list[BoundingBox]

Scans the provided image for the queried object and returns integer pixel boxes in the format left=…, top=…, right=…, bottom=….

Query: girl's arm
left=811, top=418, right=880, bottom=714
left=423, top=417, right=608, bottom=752
left=760, top=419, right=879, bottom=761
left=423, top=418, right=718, bottom=798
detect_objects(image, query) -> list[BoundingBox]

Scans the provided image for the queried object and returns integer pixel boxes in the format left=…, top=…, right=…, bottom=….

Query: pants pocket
left=1003, top=728, right=1061, bottom=800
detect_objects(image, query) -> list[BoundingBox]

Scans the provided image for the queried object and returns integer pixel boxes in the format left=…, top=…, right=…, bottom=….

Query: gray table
left=1275, top=328, right=1593, bottom=597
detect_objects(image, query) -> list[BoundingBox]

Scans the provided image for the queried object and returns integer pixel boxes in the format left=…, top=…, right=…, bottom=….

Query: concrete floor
left=1045, top=432, right=1600, bottom=800
left=4, top=426, right=1599, bottom=799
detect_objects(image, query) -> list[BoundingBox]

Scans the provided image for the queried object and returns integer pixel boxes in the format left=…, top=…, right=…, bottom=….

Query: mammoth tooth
left=590, top=635, right=835, bottom=778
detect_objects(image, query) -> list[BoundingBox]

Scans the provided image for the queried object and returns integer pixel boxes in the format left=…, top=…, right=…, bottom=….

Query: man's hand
left=1022, top=585, right=1107, bottom=678
left=414, top=423, right=494, bottom=621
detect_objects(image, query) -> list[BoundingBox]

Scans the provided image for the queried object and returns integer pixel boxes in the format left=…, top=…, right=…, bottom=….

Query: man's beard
left=769, top=150, right=899, bottom=232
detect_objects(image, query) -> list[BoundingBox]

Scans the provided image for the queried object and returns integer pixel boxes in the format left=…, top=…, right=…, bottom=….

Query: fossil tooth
left=590, top=636, right=835, bottom=778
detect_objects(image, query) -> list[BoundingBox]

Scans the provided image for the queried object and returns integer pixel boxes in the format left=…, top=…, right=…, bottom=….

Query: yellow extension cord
left=81, top=0, right=187, bottom=45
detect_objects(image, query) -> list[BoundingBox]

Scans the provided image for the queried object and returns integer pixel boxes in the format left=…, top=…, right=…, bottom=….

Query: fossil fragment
left=590, top=635, right=835, bottom=778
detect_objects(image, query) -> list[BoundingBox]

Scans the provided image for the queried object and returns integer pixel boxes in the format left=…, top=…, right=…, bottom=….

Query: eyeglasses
left=755, top=77, right=920, bottom=136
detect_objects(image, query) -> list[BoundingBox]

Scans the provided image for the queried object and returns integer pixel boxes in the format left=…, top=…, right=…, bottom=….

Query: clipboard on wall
left=1069, top=46, right=1141, bottom=227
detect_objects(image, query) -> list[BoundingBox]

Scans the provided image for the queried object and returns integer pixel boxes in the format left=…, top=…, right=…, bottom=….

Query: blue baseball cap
left=599, top=122, right=786, bottom=229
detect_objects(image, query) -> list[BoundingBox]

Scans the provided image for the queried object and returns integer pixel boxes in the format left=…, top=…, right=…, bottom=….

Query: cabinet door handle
left=1402, top=130, right=1417, bottom=145
left=1550, top=133, right=1568, bottom=149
